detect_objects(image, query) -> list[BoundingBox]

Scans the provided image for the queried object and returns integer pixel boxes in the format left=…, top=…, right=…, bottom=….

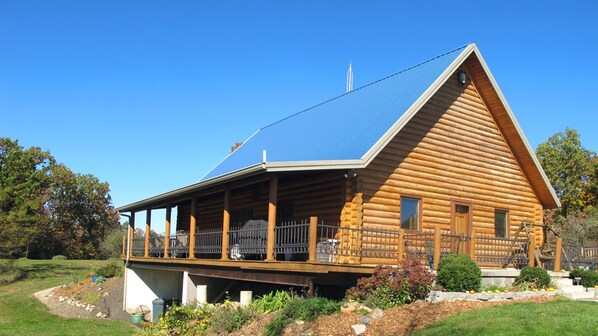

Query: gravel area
left=34, top=277, right=131, bottom=323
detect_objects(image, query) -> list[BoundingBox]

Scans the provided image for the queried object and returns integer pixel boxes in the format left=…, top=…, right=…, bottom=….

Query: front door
left=453, top=204, right=470, bottom=254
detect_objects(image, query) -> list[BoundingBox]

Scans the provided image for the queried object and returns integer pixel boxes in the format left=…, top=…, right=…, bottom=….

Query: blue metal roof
left=202, top=45, right=468, bottom=180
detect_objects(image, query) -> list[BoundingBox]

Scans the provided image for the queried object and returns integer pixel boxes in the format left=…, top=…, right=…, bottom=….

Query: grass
left=415, top=299, right=598, bottom=336
left=0, top=258, right=135, bottom=336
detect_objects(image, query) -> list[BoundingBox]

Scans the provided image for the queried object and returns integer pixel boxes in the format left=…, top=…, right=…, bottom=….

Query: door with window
left=452, top=204, right=471, bottom=254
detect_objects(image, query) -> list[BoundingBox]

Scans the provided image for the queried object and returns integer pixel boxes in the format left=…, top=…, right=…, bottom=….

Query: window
left=494, top=210, right=508, bottom=238
left=401, top=197, right=420, bottom=230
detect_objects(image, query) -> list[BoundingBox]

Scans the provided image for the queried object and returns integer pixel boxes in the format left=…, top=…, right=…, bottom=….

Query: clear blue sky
left=1, top=1, right=597, bottom=231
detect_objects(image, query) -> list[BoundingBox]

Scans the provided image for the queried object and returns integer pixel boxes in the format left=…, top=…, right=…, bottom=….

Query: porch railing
left=228, top=223, right=267, bottom=258
left=474, top=234, right=529, bottom=268
left=169, top=233, right=190, bottom=258
left=315, top=224, right=401, bottom=262
left=132, top=238, right=145, bottom=257
left=274, top=219, right=309, bottom=258
left=559, top=244, right=598, bottom=270
left=194, top=229, right=223, bottom=257
left=123, top=218, right=548, bottom=270
left=149, top=235, right=166, bottom=257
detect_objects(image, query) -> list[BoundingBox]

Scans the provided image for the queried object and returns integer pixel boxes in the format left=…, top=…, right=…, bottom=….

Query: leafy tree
left=0, top=137, right=121, bottom=259
left=0, top=138, right=54, bottom=258
left=46, top=164, right=120, bottom=259
left=536, top=128, right=596, bottom=216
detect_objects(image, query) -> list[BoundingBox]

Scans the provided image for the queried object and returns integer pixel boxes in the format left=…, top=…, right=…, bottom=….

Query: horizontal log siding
left=359, top=70, right=543, bottom=264
left=174, top=173, right=343, bottom=233
left=278, top=172, right=344, bottom=226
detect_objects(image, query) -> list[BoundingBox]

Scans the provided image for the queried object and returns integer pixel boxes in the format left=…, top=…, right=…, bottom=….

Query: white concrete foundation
left=197, top=285, right=208, bottom=304
left=240, top=291, right=252, bottom=307
left=124, top=266, right=182, bottom=320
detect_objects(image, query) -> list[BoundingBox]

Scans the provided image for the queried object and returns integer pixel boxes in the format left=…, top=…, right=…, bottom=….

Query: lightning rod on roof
left=346, top=61, right=353, bottom=93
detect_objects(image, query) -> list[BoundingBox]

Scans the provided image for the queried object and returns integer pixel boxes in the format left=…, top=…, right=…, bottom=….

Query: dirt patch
left=231, top=297, right=558, bottom=336
left=34, top=276, right=131, bottom=322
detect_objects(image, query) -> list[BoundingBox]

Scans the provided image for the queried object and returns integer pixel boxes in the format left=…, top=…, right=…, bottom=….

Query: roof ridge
left=260, top=43, right=470, bottom=131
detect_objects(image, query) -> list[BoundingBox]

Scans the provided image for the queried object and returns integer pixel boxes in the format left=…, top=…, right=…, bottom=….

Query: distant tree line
left=0, top=137, right=120, bottom=259
left=536, top=128, right=598, bottom=245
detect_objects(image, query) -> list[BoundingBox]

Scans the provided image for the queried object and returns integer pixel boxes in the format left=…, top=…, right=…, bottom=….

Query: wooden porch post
left=128, top=212, right=135, bottom=257
left=221, top=189, right=231, bottom=260
left=144, top=210, right=151, bottom=258
left=433, top=226, right=441, bottom=270
left=163, top=206, right=171, bottom=258
left=397, top=229, right=405, bottom=263
left=528, top=233, right=536, bottom=267
left=469, top=229, right=476, bottom=260
left=308, top=216, right=318, bottom=262
left=554, top=237, right=562, bottom=272
left=121, top=235, right=126, bottom=257
left=189, top=197, right=197, bottom=258
left=266, top=175, right=278, bottom=261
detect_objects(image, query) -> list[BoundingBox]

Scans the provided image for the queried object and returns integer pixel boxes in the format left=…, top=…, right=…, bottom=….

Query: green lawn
left=415, top=299, right=598, bottom=336
left=0, top=258, right=135, bottom=336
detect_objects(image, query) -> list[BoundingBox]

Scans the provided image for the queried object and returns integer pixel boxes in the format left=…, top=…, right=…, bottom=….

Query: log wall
left=175, top=172, right=344, bottom=232
left=359, top=69, right=544, bottom=263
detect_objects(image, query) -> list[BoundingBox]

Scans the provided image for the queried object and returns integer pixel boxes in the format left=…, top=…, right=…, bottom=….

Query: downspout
left=120, top=213, right=131, bottom=312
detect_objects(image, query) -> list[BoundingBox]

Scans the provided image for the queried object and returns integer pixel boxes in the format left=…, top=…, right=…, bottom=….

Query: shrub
left=0, top=260, right=24, bottom=285
left=570, top=269, right=598, bottom=287
left=153, top=304, right=212, bottom=335
left=514, top=266, right=551, bottom=289
left=251, top=290, right=293, bottom=313
left=94, top=262, right=124, bottom=278
left=436, top=254, right=481, bottom=292
left=52, top=255, right=67, bottom=260
left=345, top=259, right=435, bottom=309
left=210, top=304, right=255, bottom=334
left=264, top=297, right=340, bottom=336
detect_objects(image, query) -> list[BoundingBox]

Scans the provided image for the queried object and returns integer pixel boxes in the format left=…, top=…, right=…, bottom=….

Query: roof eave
left=470, top=45, right=561, bottom=208
left=360, top=43, right=477, bottom=167
left=116, top=163, right=265, bottom=212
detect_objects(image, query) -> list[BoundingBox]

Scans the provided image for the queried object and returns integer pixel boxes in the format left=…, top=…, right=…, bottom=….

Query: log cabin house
left=118, top=43, right=562, bottom=311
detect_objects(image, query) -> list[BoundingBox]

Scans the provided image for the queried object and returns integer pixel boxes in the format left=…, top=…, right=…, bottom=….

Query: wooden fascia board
left=463, top=48, right=560, bottom=209
left=360, top=44, right=477, bottom=168
left=116, top=163, right=265, bottom=212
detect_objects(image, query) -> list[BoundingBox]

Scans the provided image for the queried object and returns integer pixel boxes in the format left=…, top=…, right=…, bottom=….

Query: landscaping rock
left=359, top=316, right=372, bottom=325
left=371, top=308, right=384, bottom=319
left=96, top=312, right=103, bottom=318
left=351, top=324, right=366, bottom=335
left=301, top=330, right=315, bottom=336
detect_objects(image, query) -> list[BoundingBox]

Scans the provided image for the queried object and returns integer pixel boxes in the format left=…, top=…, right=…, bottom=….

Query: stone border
left=427, top=290, right=562, bottom=303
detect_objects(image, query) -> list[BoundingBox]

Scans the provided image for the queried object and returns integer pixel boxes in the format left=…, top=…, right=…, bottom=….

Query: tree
left=536, top=128, right=596, bottom=216
left=0, top=138, right=54, bottom=258
left=46, top=164, right=120, bottom=259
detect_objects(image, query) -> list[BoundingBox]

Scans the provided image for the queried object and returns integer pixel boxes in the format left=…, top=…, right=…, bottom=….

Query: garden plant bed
left=230, top=297, right=559, bottom=336
left=34, top=276, right=130, bottom=322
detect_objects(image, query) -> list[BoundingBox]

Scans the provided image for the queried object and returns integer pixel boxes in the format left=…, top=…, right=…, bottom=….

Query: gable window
left=401, top=197, right=420, bottom=231
left=494, top=210, right=508, bottom=238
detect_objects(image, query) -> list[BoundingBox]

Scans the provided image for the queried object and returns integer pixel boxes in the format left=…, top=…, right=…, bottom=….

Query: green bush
left=94, top=262, right=124, bottom=278
left=52, top=255, right=67, bottom=260
left=345, top=259, right=435, bottom=309
left=210, top=304, right=255, bottom=334
left=514, top=266, right=551, bottom=289
left=0, top=260, right=24, bottom=285
left=264, top=297, right=340, bottom=336
left=251, top=290, right=293, bottom=313
left=436, top=254, right=481, bottom=292
left=570, top=269, right=598, bottom=288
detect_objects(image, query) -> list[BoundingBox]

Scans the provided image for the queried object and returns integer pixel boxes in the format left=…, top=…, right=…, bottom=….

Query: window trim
left=400, top=195, right=422, bottom=232
left=494, top=209, right=510, bottom=238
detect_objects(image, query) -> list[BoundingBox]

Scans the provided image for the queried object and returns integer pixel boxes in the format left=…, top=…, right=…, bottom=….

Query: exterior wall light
left=458, top=71, right=467, bottom=85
